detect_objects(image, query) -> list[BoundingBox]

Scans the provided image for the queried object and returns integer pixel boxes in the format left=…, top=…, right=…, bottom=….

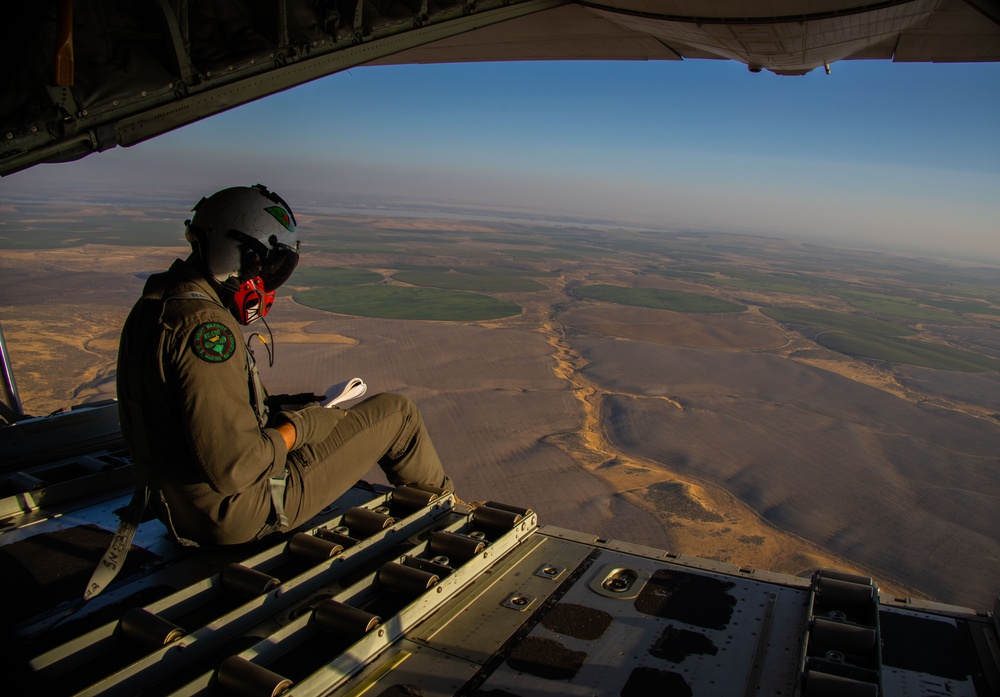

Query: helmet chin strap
left=225, top=276, right=275, bottom=325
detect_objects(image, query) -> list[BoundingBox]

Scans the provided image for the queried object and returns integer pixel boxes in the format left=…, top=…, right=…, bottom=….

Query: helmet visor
left=259, top=243, right=299, bottom=290
left=229, top=230, right=299, bottom=291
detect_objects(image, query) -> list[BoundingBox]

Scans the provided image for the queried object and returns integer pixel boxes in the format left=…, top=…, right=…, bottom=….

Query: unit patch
left=191, top=322, right=237, bottom=363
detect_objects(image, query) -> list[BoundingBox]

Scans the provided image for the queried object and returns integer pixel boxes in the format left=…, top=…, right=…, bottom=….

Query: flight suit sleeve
left=168, top=315, right=287, bottom=496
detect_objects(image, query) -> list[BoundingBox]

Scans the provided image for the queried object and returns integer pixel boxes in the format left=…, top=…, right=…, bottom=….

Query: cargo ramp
left=2, top=403, right=999, bottom=696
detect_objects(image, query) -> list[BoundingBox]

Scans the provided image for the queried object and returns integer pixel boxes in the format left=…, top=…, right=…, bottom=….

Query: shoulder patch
left=191, top=322, right=237, bottom=363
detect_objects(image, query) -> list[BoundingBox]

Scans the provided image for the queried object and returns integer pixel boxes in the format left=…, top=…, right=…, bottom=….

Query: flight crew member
left=116, top=184, right=453, bottom=546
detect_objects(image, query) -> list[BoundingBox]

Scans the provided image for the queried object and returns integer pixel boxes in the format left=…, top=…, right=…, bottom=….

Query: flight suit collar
left=141, top=258, right=227, bottom=309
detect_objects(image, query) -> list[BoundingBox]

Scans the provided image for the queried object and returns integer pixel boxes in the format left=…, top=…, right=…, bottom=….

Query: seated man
left=116, top=184, right=452, bottom=546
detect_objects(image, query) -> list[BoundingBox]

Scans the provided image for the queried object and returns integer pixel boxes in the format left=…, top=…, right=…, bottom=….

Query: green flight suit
left=117, top=258, right=450, bottom=545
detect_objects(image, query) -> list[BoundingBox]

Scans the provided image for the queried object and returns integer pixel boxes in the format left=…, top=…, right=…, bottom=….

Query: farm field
left=574, top=284, right=747, bottom=313
left=763, top=307, right=1000, bottom=371
left=391, top=267, right=547, bottom=292
left=762, top=308, right=915, bottom=337
left=816, top=331, right=1000, bottom=372
left=294, top=285, right=523, bottom=321
left=711, top=269, right=819, bottom=295
left=839, top=292, right=965, bottom=324
left=3, top=198, right=1000, bottom=608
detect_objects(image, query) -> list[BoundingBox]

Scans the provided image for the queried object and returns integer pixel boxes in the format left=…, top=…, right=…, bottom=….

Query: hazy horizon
left=2, top=59, right=997, bottom=264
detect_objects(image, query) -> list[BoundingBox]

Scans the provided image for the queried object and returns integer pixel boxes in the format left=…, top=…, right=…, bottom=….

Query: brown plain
left=3, top=219, right=999, bottom=610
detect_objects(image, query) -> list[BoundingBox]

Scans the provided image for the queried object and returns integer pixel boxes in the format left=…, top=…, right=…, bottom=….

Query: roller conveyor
left=167, top=504, right=538, bottom=697
left=2, top=442, right=997, bottom=697
left=27, top=488, right=472, bottom=696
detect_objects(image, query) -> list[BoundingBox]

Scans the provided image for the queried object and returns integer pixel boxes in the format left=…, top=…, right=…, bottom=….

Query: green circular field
left=294, top=286, right=521, bottom=321
left=575, top=284, right=746, bottom=313
left=392, top=269, right=546, bottom=292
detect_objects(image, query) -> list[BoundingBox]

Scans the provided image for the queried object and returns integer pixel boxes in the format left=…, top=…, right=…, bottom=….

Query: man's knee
left=370, top=392, right=418, bottom=418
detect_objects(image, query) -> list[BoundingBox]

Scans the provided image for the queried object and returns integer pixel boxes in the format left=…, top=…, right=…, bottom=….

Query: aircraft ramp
left=2, top=403, right=999, bottom=696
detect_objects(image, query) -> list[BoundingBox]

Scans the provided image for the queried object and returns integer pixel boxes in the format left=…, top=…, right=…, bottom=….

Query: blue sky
left=5, top=58, right=999, bottom=261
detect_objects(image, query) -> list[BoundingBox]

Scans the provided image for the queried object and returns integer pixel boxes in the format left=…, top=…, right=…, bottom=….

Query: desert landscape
left=2, top=194, right=999, bottom=608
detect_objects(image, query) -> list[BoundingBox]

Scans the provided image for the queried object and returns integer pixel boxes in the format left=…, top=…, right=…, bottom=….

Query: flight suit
left=117, top=258, right=451, bottom=545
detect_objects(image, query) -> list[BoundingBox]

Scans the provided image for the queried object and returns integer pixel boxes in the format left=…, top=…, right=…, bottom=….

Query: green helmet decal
left=265, top=206, right=294, bottom=232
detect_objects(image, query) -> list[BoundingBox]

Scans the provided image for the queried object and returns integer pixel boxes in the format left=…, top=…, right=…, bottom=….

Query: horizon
left=4, top=187, right=999, bottom=271
left=2, top=58, right=998, bottom=265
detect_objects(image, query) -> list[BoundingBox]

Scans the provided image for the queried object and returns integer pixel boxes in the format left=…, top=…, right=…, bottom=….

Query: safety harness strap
left=269, top=469, right=290, bottom=529
left=84, top=482, right=150, bottom=600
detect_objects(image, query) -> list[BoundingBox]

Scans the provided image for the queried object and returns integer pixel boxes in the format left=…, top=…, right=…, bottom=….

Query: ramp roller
left=117, top=608, right=185, bottom=649
left=222, top=564, right=280, bottom=598
left=343, top=507, right=395, bottom=538
left=473, top=505, right=523, bottom=534
left=216, top=655, right=292, bottom=697
left=391, top=484, right=448, bottom=512
left=810, top=617, right=877, bottom=654
left=288, top=532, right=343, bottom=562
left=484, top=501, right=532, bottom=516
left=313, top=599, right=380, bottom=640
left=75, top=455, right=114, bottom=474
left=9, top=472, right=47, bottom=492
left=378, top=561, right=439, bottom=597
left=428, top=531, right=485, bottom=566
left=815, top=577, right=875, bottom=609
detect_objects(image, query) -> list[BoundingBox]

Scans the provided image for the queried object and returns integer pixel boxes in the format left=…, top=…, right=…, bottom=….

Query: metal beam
left=0, top=322, right=25, bottom=421
left=115, top=0, right=571, bottom=147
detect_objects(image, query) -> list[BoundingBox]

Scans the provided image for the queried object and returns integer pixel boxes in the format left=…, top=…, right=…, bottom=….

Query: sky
left=4, top=57, right=999, bottom=262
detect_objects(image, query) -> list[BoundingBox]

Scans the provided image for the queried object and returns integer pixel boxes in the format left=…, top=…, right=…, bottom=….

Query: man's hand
left=279, top=403, right=343, bottom=450
left=277, top=421, right=297, bottom=451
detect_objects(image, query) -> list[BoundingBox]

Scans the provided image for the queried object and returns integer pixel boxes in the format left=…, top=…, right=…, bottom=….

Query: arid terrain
left=2, top=196, right=999, bottom=608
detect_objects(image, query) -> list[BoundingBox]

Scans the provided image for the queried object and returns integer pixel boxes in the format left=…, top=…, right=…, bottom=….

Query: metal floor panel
left=471, top=545, right=809, bottom=696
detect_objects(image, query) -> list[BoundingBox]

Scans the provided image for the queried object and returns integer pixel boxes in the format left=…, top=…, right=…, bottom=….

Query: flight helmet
left=185, top=184, right=299, bottom=324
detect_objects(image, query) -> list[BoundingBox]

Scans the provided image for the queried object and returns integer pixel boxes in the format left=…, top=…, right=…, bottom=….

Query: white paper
left=323, top=377, right=367, bottom=408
